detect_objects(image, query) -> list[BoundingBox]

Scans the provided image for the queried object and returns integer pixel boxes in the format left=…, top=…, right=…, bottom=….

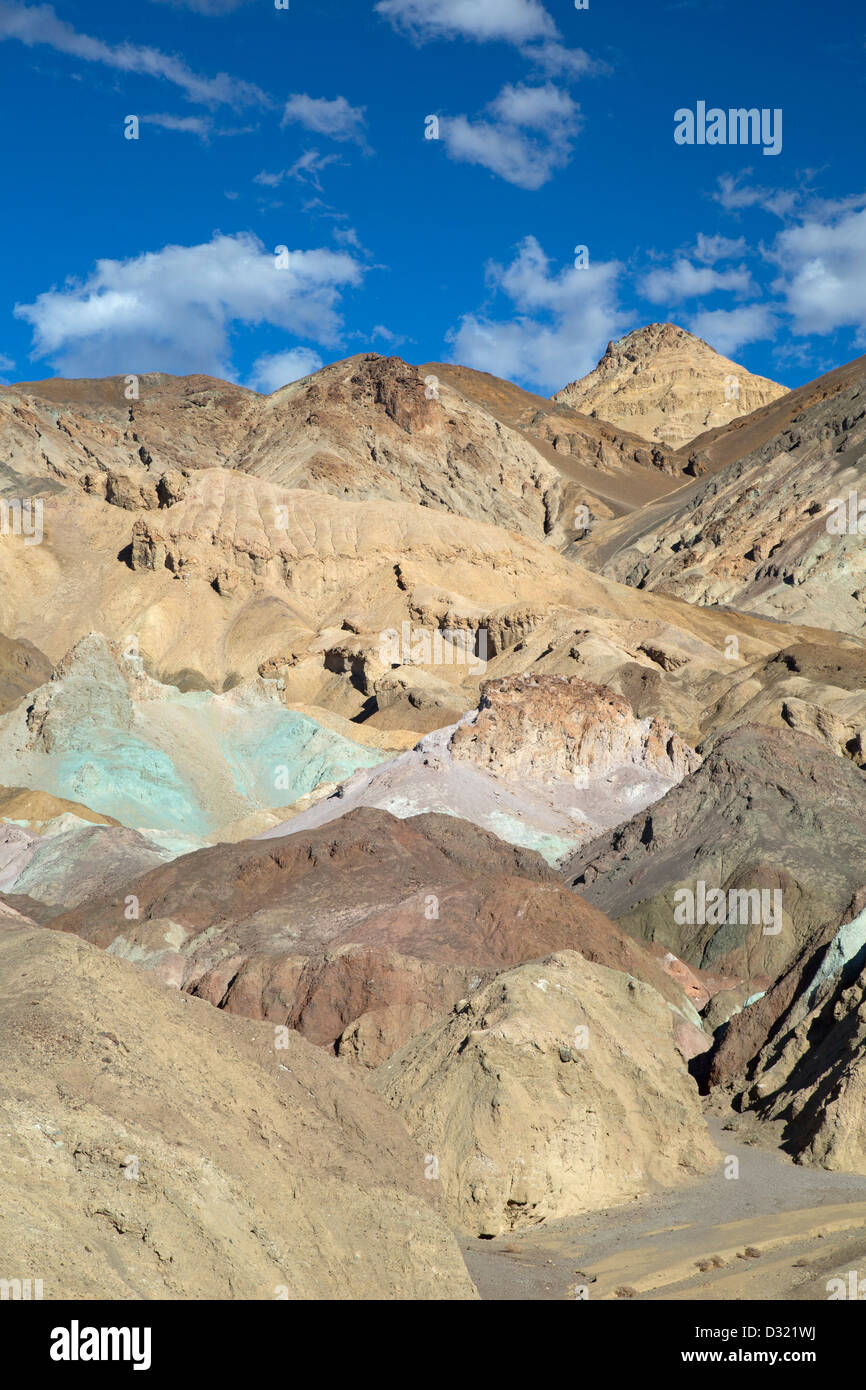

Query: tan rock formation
left=0, top=923, right=476, bottom=1299
left=449, top=674, right=700, bottom=785
left=1, top=353, right=864, bottom=759
left=374, top=951, right=717, bottom=1236
left=583, top=355, right=866, bottom=637
left=554, top=323, right=786, bottom=449
left=0, top=785, right=120, bottom=830
left=0, top=633, right=51, bottom=713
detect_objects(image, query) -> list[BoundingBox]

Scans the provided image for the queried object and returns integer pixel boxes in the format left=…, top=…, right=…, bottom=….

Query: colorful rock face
left=0, top=633, right=386, bottom=838
left=3, top=329, right=866, bottom=1302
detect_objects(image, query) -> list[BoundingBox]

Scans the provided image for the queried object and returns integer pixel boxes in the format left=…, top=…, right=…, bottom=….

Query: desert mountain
left=582, top=353, right=866, bottom=636
left=6, top=334, right=866, bottom=1301
left=681, top=350, right=866, bottom=475
left=2, top=349, right=865, bottom=764
left=565, top=726, right=866, bottom=987
left=0, top=354, right=687, bottom=552
left=554, top=323, right=787, bottom=449
left=258, top=675, right=699, bottom=865
left=0, top=922, right=476, bottom=1299
left=0, top=822, right=170, bottom=915
left=707, top=896, right=866, bottom=1088
left=0, top=450, right=838, bottom=740
left=418, top=358, right=686, bottom=505
left=50, top=804, right=708, bottom=1064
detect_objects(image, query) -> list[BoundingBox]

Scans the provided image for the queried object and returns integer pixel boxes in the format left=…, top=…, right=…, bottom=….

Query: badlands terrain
left=2, top=323, right=866, bottom=1300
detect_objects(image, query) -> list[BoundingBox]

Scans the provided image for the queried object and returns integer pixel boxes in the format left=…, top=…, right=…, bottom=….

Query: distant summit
left=554, top=322, right=787, bottom=449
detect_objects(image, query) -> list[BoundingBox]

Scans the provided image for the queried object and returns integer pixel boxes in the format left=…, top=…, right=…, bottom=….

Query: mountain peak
left=605, top=321, right=710, bottom=353
left=554, top=322, right=787, bottom=449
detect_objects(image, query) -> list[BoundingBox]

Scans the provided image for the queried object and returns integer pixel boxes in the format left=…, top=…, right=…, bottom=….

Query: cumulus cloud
left=522, top=40, right=600, bottom=78
left=248, top=346, right=324, bottom=393
left=0, top=1, right=267, bottom=107
left=692, top=232, right=748, bottom=263
left=371, top=324, right=407, bottom=347
left=687, top=304, right=777, bottom=355
left=668, top=201, right=866, bottom=350
left=375, top=0, right=556, bottom=45
left=639, top=258, right=754, bottom=304
left=14, top=232, right=363, bottom=378
left=712, top=172, right=798, bottom=219
left=440, top=82, right=579, bottom=189
left=447, top=235, right=625, bottom=391
left=487, top=81, right=572, bottom=129
left=770, top=204, right=866, bottom=340
left=281, top=94, right=367, bottom=145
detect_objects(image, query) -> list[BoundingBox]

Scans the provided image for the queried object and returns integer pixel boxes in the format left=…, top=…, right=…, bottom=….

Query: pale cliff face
left=554, top=322, right=787, bottom=449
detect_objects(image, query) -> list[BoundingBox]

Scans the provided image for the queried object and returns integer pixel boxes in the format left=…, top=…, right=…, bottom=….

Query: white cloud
left=770, top=205, right=866, bottom=339
left=333, top=226, right=364, bottom=251
left=0, top=351, right=15, bottom=382
left=281, top=94, right=367, bottom=144
left=141, top=112, right=212, bottom=138
left=14, top=232, right=363, bottom=378
left=371, top=324, right=407, bottom=347
left=440, top=82, right=579, bottom=189
left=692, top=232, right=747, bottom=263
left=150, top=0, right=252, bottom=13
left=447, top=235, right=625, bottom=391
left=522, top=40, right=599, bottom=78
left=487, top=81, right=573, bottom=129
left=712, top=172, right=797, bottom=218
left=255, top=151, right=342, bottom=192
left=0, top=1, right=267, bottom=107
left=687, top=304, right=777, bottom=355
left=141, top=113, right=255, bottom=139
left=248, top=346, right=324, bottom=393
left=639, top=258, right=754, bottom=304
left=376, top=0, right=556, bottom=45
left=375, top=0, right=611, bottom=96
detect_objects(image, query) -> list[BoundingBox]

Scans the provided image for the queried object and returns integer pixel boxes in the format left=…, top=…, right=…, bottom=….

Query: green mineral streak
left=487, top=811, right=576, bottom=866
left=50, top=705, right=386, bottom=835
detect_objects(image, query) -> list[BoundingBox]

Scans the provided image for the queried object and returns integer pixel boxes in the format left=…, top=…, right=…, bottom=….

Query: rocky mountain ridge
left=554, top=323, right=787, bottom=449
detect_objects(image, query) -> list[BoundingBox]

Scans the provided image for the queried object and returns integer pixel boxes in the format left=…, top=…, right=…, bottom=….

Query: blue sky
left=0, top=0, right=863, bottom=394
